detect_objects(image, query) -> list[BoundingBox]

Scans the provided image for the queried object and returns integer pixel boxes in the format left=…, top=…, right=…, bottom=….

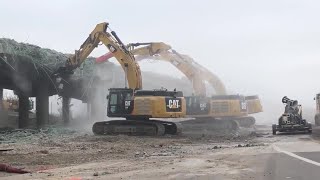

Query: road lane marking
left=273, top=145, right=320, bottom=166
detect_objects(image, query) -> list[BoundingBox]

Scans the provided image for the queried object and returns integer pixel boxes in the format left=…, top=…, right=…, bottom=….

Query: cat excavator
left=54, top=22, right=185, bottom=136
left=96, top=42, right=263, bottom=131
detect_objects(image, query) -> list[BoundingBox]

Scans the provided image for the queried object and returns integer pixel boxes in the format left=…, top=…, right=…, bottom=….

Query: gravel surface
left=0, top=125, right=266, bottom=178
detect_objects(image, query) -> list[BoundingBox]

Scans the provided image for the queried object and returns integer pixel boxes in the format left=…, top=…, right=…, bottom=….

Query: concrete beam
left=87, top=103, right=91, bottom=122
left=18, top=94, right=29, bottom=128
left=0, top=88, right=3, bottom=111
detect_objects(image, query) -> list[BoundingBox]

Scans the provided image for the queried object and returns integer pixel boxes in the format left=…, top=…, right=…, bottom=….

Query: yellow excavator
left=96, top=42, right=263, bottom=130
left=54, top=22, right=185, bottom=136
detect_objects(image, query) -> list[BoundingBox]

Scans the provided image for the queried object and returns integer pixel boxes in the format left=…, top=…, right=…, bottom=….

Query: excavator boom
left=56, top=22, right=142, bottom=90
left=95, top=42, right=227, bottom=96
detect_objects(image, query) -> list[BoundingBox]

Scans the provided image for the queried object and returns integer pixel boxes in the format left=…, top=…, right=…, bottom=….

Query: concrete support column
left=62, top=96, right=70, bottom=125
left=36, top=85, right=49, bottom=128
left=87, top=103, right=91, bottom=122
left=18, top=94, right=29, bottom=128
left=0, top=88, right=3, bottom=110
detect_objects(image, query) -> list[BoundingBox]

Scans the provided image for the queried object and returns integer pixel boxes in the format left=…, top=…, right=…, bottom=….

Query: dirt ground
left=0, top=124, right=288, bottom=180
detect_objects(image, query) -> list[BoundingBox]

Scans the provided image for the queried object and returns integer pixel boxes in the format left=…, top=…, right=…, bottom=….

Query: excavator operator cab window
left=109, top=93, right=118, bottom=113
left=107, top=88, right=134, bottom=117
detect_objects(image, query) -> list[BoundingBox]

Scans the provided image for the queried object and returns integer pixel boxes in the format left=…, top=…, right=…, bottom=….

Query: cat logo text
left=165, top=98, right=182, bottom=112
left=167, top=99, right=180, bottom=109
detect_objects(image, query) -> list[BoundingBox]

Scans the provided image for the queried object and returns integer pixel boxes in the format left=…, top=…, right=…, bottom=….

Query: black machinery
left=272, top=96, right=312, bottom=135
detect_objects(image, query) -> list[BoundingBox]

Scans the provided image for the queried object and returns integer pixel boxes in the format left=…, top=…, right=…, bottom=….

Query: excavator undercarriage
left=235, top=116, right=256, bottom=128
left=181, top=116, right=255, bottom=133
left=92, top=119, right=182, bottom=136
left=181, top=118, right=240, bottom=133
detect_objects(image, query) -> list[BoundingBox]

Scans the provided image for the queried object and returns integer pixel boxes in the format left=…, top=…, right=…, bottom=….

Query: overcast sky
left=1, top=0, right=320, bottom=121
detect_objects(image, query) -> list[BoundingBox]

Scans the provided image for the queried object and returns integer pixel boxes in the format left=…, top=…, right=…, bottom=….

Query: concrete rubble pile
left=0, top=38, right=67, bottom=72
left=0, top=128, right=77, bottom=143
left=0, top=38, right=95, bottom=78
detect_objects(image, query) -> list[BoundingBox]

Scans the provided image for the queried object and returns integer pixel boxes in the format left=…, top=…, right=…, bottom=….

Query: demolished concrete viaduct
left=0, top=38, right=99, bottom=128
left=0, top=38, right=194, bottom=129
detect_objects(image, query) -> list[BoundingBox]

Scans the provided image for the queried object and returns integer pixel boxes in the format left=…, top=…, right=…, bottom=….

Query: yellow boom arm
left=59, top=22, right=142, bottom=89
left=128, top=42, right=227, bottom=96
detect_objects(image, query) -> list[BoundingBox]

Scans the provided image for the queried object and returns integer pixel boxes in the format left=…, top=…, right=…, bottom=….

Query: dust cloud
left=61, top=59, right=318, bottom=128
left=55, top=60, right=193, bottom=131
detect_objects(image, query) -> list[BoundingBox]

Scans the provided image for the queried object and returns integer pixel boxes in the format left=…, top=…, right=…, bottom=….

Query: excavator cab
left=97, top=87, right=185, bottom=136
left=185, top=96, right=210, bottom=115
left=107, top=88, right=134, bottom=117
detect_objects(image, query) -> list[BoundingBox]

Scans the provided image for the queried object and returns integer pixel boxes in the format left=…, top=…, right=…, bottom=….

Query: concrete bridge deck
left=0, top=38, right=193, bottom=129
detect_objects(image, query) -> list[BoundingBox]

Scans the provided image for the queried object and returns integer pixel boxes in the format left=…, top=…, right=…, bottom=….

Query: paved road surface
left=255, top=131, right=320, bottom=180
left=256, top=151, right=320, bottom=180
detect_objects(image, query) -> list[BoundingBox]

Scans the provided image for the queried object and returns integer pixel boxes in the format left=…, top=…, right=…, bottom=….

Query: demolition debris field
left=0, top=125, right=273, bottom=179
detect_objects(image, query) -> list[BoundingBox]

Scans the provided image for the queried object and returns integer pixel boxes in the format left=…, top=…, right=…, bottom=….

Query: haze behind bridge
left=1, top=0, right=320, bottom=123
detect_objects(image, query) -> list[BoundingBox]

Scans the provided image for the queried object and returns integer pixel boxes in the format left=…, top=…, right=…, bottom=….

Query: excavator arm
left=130, top=43, right=227, bottom=95
left=172, top=52, right=227, bottom=96
left=131, top=48, right=206, bottom=96
left=56, top=22, right=142, bottom=90
left=96, top=42, right=227, bottom=96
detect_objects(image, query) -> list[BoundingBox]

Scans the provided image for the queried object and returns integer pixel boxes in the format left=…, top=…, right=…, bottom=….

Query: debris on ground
left=235, top=143, right=266, bottom=148
left=0, top=148, right=13, bottom=152
left=0, top=127, right=78, bottom=143
left=39, top=150, right=49, bottom=154
left=0, top=125, right=272, bottom=178
left=0, top=164, right=30, bottom=174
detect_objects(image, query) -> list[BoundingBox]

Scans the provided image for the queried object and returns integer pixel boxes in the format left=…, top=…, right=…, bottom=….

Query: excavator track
left=181, top=118, right=240, bottom=133
left=149, top=120, right=182, bottom=135
left=235, top=116, right=256, bottom=128
left=92, top=120, right=181, bottom=136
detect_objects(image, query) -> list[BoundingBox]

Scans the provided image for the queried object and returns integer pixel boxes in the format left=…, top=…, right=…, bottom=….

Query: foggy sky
left=1, top=0, right=320, bottom=122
